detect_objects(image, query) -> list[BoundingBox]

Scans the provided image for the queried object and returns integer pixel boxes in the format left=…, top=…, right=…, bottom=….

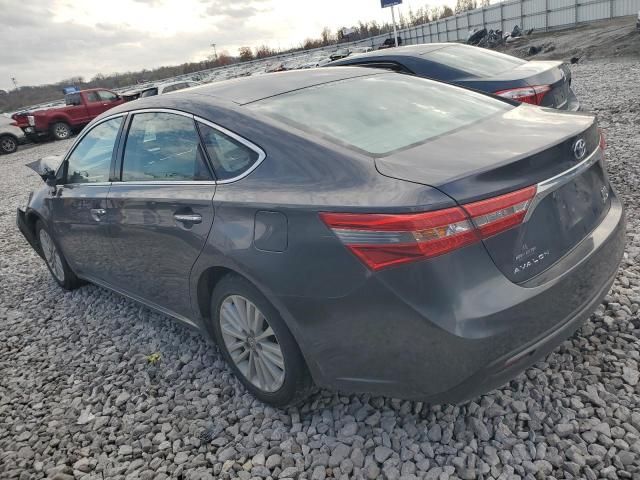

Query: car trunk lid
left=462, top=60, right=573, bottom=109
left=375, top=105, right=609, bottom=282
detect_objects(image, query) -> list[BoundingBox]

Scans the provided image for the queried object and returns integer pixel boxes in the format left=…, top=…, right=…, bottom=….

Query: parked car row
left=17, top=43, right=624, bottom=406
left=5, top=81, right=201, bottom=154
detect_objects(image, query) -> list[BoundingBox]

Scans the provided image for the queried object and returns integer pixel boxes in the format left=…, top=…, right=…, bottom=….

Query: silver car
left=1, top=115, right=26, bottom=154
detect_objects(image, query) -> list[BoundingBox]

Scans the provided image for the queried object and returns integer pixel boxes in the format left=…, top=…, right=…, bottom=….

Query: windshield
left=422, top=45, right=527, bottom=77
left=250, top=74, right=511, bottom=156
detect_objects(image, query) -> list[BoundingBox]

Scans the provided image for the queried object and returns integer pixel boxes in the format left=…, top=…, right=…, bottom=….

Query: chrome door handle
left=90, top=208, right=106, bottom=222
left=173, top=213, right=202, bottom=224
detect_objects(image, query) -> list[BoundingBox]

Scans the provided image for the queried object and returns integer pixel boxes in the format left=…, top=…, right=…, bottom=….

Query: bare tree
left=238, top=47, right=254, bottom=62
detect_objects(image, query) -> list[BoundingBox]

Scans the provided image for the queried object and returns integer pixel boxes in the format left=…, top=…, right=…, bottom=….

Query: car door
left=97, top=90, right=124, bottom=110
left=83, top=91, right=107, bottom=119
left=50, top=115, right=124, bottom=279
left=106, top=111, right=216, bottom=320
left=64, top=92, right=92, bottom=125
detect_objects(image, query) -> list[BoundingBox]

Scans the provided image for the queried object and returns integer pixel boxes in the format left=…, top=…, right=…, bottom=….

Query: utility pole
left=11, top=77, right=18, bottom=90
left=391, top=5, right=399, bottom=47
left=210, top=43, right=218, bottom=61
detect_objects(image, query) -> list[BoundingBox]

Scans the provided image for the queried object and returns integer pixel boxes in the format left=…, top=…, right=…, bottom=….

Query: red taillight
left=320, top=185, right=537, bottom=270
left=495, top=85, right=551, bottom=105
left=463, top=185, right=537, bottom=238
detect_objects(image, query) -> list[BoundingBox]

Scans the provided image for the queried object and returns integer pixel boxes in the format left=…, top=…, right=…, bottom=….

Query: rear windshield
left=422, top=45, right=526, bottom=77
left=250, top=74, right=511, bottom=156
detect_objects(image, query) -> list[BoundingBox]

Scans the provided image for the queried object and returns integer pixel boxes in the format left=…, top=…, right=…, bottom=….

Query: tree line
left=1, top=0, right=489, bottom=113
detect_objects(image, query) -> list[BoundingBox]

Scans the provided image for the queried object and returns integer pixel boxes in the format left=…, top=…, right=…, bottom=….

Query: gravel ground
left=1, top=60, right=640, bottom=480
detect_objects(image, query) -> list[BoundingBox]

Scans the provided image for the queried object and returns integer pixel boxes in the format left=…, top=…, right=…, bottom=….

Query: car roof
left=183, top=67, right=382, bottom=105
left=341, top=43, right=453, bottom=60
left=102, top=67, right=388, bottom=120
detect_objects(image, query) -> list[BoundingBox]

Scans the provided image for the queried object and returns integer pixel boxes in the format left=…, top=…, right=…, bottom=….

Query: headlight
left=27, top=115, right=35, bottom=126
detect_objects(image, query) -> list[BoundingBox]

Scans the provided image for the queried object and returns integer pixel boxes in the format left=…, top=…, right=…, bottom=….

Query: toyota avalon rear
left=18, top=69, right=623, bottom=405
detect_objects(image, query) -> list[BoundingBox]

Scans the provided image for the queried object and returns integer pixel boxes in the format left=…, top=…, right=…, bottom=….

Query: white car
left=139, top=80, right=201, bottom=98
left=0, top=115, right=26, bottom=154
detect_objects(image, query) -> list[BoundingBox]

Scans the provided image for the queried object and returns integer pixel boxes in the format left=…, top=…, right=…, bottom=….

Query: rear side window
left=140, top=88, right=158, bottom=98
left=65, top=117, right=122, bottom=184
left=163, top=83, right=188, bottom=93
left=251, top=74, right=510, bottom=156
left=65, top=93, right=82, bottom=106
left=122, top=112, right=212, bottom=181
left=198, top=123, right=260, bottom=180
left=422, top=45, right=526, bottom=77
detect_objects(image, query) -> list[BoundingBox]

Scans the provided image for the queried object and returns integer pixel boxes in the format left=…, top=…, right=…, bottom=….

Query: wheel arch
left=193, top=263, right=321, bottom=383
left=195, top=265, right=235, bottom=326
left=25, top=209, right=48, bottom=254
left=49, top=116, right=71, bottom=126
left=0, top=132, right=19, bottom=142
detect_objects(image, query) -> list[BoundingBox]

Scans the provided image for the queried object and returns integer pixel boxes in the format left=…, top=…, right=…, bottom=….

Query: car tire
left=35, top=221, right=83, bottom=290
left=50, top=122, right=72, bottom=141
left=210, top=274, right=314, bottom=406
left=0, top=134, right=18, bottom=154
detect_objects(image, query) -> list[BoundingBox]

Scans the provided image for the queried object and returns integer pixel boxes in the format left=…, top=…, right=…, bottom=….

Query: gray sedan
left=17, top=68, right=624, bottom=406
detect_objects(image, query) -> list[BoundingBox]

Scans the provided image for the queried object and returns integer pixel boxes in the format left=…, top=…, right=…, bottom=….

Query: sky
left=0, top=0, right=458, bottom=91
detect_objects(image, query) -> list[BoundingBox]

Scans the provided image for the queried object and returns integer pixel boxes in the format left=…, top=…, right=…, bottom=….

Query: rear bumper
left=564, top=87, right=581, bottom=112
left=281, top=195, right=625, bottom=402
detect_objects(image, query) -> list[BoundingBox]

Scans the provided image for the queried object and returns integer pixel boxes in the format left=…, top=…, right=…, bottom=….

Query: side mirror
left=41, top=167, right=58, bottom=187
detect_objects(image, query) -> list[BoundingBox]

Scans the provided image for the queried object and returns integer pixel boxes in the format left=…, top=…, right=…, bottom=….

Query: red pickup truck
left=12, top=88, right=124, bottom=141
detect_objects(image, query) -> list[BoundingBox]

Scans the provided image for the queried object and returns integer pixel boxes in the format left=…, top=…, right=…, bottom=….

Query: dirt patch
left=495, top=16, right=640, bottom=63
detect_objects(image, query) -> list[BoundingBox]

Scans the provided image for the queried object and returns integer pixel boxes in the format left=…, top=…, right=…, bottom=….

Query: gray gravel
left=1, top=60, right=640, bottom=479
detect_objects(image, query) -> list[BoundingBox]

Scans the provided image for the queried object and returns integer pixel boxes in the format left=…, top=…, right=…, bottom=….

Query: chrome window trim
left=524, top=146, right=602, bottom=222
left=61, top=182, right=113, bottom=187
left=114, top=108, right=266, bottom=185
left=109, top=180, right=217, bottom=187
left=124, top=108, right=194, bottom=118
left=195, top=115, right=266, bottom=184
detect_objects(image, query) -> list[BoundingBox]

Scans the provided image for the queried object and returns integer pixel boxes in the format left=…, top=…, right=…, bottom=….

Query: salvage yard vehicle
left=11, top=88, right=124, bottom=141
left=17, top=68, right=624, bottom=406
left=0, top=115, right=26, bottom=154
left=328, top=44, right=580, bottom=110
left=121, top=81, right=201, bottom=101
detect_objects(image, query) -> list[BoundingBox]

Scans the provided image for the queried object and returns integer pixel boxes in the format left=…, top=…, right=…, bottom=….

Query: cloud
left=0, top=0, right=273, bottom=89
left=203, top=0, right=272, bottom=20
left=0, top=0, right=457, bottom=91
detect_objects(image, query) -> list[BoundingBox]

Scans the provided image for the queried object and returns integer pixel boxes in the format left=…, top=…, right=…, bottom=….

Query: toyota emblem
left=573, top=138, right=587, bottom=161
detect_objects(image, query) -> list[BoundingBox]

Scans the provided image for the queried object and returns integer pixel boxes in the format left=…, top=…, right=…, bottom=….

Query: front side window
left=98, top=90, right=118, bottom=102
left=65, top=117, right=122, bottom=184
left=251, top=73, right=511, bottom=156
left=85, top=92, right=100, bottom=103
left=198, top=123, right=260, bottom=180
left=122, top=112, right=212, bottom=182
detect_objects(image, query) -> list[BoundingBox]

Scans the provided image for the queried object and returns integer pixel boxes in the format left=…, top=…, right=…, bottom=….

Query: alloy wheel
left=55, top=125, right=70, bottom=139
left=219, top=295, right=285, bottom=392
left=39, top=229, right=65, bottom=282
left=0, top=137, right=16, bottom=153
